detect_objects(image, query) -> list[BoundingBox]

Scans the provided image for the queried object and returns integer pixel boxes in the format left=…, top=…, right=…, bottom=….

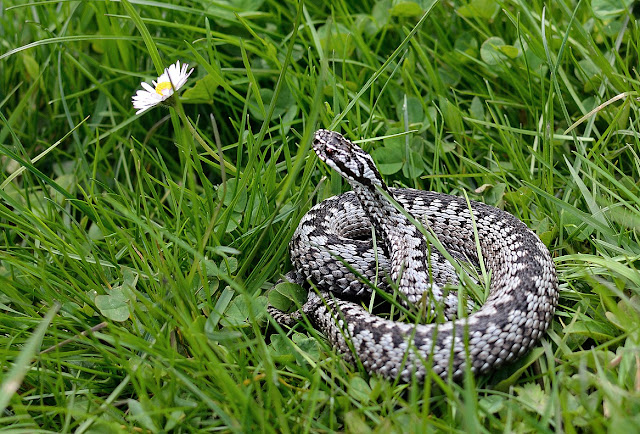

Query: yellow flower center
left=155, top=81, right=173, bottom=96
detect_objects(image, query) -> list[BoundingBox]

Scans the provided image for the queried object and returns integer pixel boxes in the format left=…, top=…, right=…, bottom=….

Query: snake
left=269, top=130, right=558, bottom=382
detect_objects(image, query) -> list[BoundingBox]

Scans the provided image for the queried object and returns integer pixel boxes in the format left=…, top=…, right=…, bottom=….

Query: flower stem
left=172, top=102, right=238, bottom=176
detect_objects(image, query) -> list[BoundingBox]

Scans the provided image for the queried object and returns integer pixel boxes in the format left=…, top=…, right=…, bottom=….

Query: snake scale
left=270, top=130, right=558, bottom=382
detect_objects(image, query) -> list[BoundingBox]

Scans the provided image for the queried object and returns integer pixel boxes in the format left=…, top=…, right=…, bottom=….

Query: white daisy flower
left=132, top=60, right=194, bottom=114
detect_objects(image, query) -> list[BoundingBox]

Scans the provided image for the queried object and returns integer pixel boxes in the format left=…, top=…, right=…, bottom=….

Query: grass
left=1, top=0, right=640, bottom=431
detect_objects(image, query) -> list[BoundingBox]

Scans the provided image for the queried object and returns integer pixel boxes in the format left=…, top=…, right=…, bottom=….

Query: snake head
left=312, top=129, right=384, bottom=187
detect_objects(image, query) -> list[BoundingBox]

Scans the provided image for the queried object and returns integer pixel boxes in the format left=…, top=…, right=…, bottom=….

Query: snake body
left=271, top=130, right=558, bottom=381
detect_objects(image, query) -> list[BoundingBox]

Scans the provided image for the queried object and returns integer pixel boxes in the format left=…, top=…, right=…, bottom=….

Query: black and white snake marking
left=270, top=130, right=558, bottom=382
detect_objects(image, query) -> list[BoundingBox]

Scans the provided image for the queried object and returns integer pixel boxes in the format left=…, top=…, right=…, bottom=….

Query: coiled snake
left=270, top=130, right=558, bottom=381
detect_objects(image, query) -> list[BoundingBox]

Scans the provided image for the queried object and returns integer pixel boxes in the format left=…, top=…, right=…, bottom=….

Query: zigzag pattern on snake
left=269, top=130, right=558, bottom=382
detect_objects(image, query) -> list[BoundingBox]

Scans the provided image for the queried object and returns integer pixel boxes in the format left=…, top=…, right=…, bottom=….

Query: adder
left=269, top=130, right=558, bottom=382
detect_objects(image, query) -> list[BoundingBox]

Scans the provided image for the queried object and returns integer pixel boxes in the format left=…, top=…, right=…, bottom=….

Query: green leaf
left=565, top=318, right=617, bottom=341
left=514, top=383, right=548, bottom=415
left=498, top=44, right=520, bottom=59
left=479, top=395, right=504, bottom=414
left=217, top=178, right=247, bottom=211
left=349, top=376, right=372, bottom=403
left=222, top=297, right=251, bottom=327
left=396, top=96, right=424, bottom=125
left=249, top=86, right=296, bottom=121
left=215, top=0, right=265, bottom=12
left=127, top=399, right=159, bottom=432
left=122, top=268, right=138, bottom=290
left=480, top=182, right=506, bottom=207
left=454, top=32, right=479, bottom=60
left=575, top=58, right=602, bottom=92
left=469, top=96, right=484, bottom=120
left=204, top=329, right=244, bottom=342
left=217, top=213, right=241, bottom=233
left=207, top=286, right=234, bottom=330
left=219, top=257, right=238, bottom=274
left=269, top=334, right=289, bottom=356
left=87, top=222, right=104, bottom=241
left=291, top=332, right=320, bottom=364
left=269, top=281, right=307, bottom=312
left=95, top=287, right=130, bottom=322
left=389, top=1, right=423, bottom=17
left=538, top=230, right=555, bottom=247
left=504, top=186, right=534, bottom=208
left=605, top=296, right=640, bottom=334
left=439, top=97, right=464, bottom=139
left=182, top=74, right=219, bottom=103
left=592, top=0, right=633, bottom=20
left=457, top=0, right=500, bottom=19
left=317, top=22, right=355, bottom=57
left=480, top=36, right=509, bottom=66
left=344, top=411, right=372, bottom=434
left=372, top=0, right=392, bottom=26
left=402, top=149, right=425, bottom=179
left=203, top=259, right=220, bottom=277
left=165, top=409, right=187, bottom=431
left=268, top=289, right=293, bottom=312
left=438, top=66, right=461, bottom=87
left=609, top=415, right=640, bottom=433
left=372, top=137, right=404, bottom=175
left=222, top=295, right=267, bottom=327
left=22, top=53, right=40, bottom=80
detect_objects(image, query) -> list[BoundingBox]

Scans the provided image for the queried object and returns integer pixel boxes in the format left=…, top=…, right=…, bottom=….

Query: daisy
left=132, top=60, right=194, bottom=114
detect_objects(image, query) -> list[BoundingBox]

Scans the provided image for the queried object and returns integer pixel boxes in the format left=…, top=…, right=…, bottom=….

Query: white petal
left=156, top=73, right=169, bottom=84
left=141, top=82, right=156, bottom=94
left=135, top=106, right=152, bottom=115
left=132, top=60, right=194, bottom=114
left=161, top=89, right=174, bottom=100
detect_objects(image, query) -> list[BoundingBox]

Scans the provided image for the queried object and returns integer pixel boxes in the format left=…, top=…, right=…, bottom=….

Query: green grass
left=2, top=0, right=640, bottom=431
